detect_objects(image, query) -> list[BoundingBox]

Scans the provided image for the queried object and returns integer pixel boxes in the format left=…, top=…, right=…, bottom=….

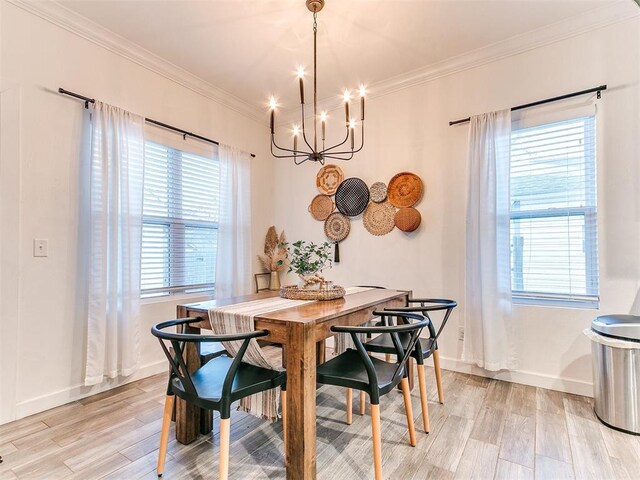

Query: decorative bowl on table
left=280, top=284, right=346, bottom=301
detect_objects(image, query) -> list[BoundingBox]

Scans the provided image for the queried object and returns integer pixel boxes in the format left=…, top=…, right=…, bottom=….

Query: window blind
left=141, top=141, right=219, bottom=297
left=510, top=115, right=598, bottom=306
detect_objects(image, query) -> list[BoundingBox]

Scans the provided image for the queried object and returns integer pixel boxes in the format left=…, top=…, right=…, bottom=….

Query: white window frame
left=510, top=115, right=599, bottom=309
left=141, top=143, right=217, bottom=298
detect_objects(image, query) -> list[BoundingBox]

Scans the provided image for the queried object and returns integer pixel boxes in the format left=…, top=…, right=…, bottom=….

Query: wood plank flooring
left=2, top=367, right=639, bottom=479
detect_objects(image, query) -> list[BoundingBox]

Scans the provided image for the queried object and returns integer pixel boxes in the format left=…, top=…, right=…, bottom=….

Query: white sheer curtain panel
left=462, top=109, right=517, bottom=371
left=85, top=101, right=145, bottom=386
left=215, top=144, right=252, bottom=299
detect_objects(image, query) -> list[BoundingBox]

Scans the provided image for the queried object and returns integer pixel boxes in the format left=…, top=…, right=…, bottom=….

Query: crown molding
left=371, top=1, right=639, bottom=98
left=7, top=0, right=638, bottom=127
left=280, top=0, right=639, bottom=122
left=6, top=0, right=264, bottom=122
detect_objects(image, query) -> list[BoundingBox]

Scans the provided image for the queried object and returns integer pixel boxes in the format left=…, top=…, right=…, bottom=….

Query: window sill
left=140, top=291, right=214, bottom=306
left=512, top=295, right=599, bottom=310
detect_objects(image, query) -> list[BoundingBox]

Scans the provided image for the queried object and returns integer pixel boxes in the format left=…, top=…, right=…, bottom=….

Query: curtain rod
left=58, top=88, right=256, bottom=158
left=449, top=84, right=607, bottom=126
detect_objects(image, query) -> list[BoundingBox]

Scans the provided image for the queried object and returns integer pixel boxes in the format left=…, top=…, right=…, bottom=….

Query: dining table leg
left=174, top=308, right=201, bottom=444
left=285, top=322, right=317, bottom=480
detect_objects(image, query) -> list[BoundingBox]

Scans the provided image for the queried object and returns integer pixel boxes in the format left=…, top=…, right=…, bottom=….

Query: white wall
left=0, top=0, right=274, bottom=423
left=1, top=1, right=637, bottom=426
left=273, top=17, right=640, bottom=396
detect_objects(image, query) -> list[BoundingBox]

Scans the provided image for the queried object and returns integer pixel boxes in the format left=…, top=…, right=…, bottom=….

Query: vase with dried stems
left=257, top=226, right=287, bottom=290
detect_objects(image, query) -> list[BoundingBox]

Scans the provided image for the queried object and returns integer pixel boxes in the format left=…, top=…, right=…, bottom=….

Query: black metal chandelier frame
left=269, top=0, right=365, bottom=165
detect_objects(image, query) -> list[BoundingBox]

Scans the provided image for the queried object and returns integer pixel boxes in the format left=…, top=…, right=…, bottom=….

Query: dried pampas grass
left=258, top=226, right=287, bottom=272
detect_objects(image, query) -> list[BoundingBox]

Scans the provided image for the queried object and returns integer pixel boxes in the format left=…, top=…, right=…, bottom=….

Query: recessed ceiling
left=56, top=0, right=616, bottom=110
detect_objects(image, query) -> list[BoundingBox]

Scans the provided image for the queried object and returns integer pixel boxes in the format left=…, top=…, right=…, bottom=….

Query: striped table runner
left=208, top=287, right=372, bottom=420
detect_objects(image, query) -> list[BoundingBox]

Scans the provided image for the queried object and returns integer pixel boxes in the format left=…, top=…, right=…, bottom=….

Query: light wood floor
left=1, top=367, right=639, bottom=479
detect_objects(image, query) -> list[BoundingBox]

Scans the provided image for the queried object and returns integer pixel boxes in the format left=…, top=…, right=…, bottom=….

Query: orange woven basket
left=387, top=172, right=424, bottom=208
left=316, top=164, right=344, bottom=195
left=394, top=207, right=421, bottom=232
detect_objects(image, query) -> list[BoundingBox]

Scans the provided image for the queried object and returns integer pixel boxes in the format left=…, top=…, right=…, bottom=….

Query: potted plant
left=257, top=226, right=287, bottom=290
left=286, top=240, right=332, bottom=289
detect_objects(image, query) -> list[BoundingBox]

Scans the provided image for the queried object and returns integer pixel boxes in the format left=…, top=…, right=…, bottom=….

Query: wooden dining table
left=175, top=287, right=409, bottom=480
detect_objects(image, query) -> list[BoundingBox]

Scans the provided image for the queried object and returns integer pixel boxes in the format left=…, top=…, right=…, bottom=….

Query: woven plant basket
left=280, top=285, right=346, bottom=301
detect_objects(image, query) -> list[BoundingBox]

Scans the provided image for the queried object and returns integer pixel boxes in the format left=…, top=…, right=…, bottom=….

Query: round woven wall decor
left=316, top=164, right=344, bottom=195
left=363, top=201, right=396, bottom=236
left=309, top=194, right=334, bottom=221
left=387, top=172, right=424, bottom=208
left=369, top=182, right=388, bottom=203
left=324, top=212, right=351, bottom=241
left=334, top=177, right=370, bottom=217
left=394, top=207, right=421, bottom=232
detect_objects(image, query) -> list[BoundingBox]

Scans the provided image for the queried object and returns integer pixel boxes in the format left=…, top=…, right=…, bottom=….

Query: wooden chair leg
left=281, top=390, right=287, bottom=450
left=359, top=391, right=366, bottom=415
left=400, top=378, right=417, bottom=447
left=346, top=388, right=353, bottom=425
left=371, top=404, right=383, bottom=480
left=417, top=364, right=430, bottom=433
left=157, top=395, right=175, bottom=476
left=219, top=417, right=230, bottom=480
left=433, top=350, right=444, bottom=404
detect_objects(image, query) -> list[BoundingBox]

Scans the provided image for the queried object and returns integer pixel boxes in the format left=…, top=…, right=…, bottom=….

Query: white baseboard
left=11, top=360, right=167, bottom=423
left=435, top=354, right=594, bottom=397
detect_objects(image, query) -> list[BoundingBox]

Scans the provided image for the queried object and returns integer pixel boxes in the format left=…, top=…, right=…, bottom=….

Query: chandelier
left=269, top=0, right=365, bottom=165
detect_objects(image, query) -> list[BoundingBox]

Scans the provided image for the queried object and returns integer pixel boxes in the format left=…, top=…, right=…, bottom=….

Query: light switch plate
left=33, top=239, right=48, bottom=257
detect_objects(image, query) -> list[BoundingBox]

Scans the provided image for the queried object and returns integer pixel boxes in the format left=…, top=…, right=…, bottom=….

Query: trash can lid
left=592, top=314, right=640, bottom=342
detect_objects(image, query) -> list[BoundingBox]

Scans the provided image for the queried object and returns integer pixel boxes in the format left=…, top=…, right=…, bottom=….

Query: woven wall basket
left=363, top=201, right=396, bottom=236
left=394, top=207, right=422, bottom=232
left=309, top=194, right=334, bottom=221
left=387, top=172, right=424, bottom=208
left=324, top=212, right=351, bottom=241
left=369, top=182, right=388, bottom=203
left=335, top=177, right=370, bottom=217
left=316, top=164, right=344, bottom=195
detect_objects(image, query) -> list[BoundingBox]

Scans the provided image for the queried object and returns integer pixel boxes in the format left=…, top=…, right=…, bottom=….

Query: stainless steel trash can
left=590, top=314, right=640, bottom=435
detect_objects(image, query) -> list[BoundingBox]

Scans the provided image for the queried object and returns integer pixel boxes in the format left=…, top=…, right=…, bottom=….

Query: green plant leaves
left=285, top=240, right=332, bottom=275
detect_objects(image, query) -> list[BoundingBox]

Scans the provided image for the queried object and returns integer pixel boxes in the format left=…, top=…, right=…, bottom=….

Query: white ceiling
left=56, top=0, right=618, bottom=110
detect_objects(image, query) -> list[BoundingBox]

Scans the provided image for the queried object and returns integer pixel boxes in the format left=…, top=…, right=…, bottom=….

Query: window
left=510, top=115, right=598, bottom=307
left=141, top=142, right=219, bottom=297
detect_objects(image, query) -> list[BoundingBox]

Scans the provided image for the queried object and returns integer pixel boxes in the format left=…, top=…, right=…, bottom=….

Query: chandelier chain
left=313, top=10, right=318, bottom=151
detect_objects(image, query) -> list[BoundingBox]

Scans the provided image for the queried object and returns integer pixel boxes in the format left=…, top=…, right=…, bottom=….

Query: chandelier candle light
left=269, top=0, right=365, bottom=165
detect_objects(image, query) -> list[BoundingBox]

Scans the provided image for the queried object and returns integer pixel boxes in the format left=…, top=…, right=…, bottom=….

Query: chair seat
left=171, top=355, right=285, bottom=408
left=364, top=333, right=435, bottom=359
left=199, top=341, right=227, bottom=362
left=316, top=349, right=404, bottom=396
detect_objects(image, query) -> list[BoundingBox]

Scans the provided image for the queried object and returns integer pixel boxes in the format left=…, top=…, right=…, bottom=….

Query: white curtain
left=462, top=109, right=517, bottom=371
left=215, top=144, right=252, bottom=299
left=85, top=101, right=145, bottom=386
